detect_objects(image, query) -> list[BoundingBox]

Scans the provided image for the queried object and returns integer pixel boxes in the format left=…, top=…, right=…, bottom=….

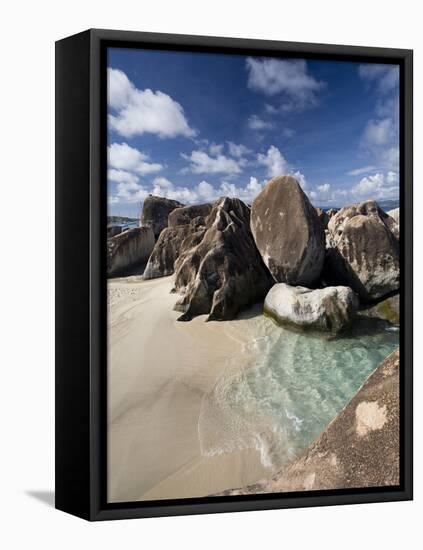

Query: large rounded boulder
left=325, top=200, right=399, bottom=301
left=264, top=283, right=359, bottom=333
left=325, top=214, right=399, bottom=300
left=173, top=197, right=273, bottom=321
left=107, top=226, right=155, bottom=277
left=140, top=195, right=184, bottom=240
left=251, top=176, right=325, bottom=286
left=328, top=200, right=398, bottom=243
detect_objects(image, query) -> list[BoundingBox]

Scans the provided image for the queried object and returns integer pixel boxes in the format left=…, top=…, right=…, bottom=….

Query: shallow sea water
left=198, top=316, right=399, bottom=473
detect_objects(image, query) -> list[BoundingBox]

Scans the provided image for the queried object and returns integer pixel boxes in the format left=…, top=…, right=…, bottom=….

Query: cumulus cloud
left=246, top=57, right=324, bottom=111
left=247, top=115, right=273, bottom=130
left=108, top=168, right=140, bottom=185
left=227, top=141, right=252, bottom=158
left=358, top=63, right=399, bottom=94
left=362, top=118, right=393, bottom=147
left=257, top=145, right=288, bottom=177
left=352, top=171, right=399, bottom=201
left=108, top=142, right=163, bottom=175
left=182, top=150, right=243, bottom=175
left=317, top=183, right=331, bottom=194
left=108, top=68, right=196, bottom=139
left=114, top=180, right=149, bottom=203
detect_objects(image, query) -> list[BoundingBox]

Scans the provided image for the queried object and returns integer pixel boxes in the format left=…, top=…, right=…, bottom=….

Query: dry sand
left=107, top=275, right=270, bottom=503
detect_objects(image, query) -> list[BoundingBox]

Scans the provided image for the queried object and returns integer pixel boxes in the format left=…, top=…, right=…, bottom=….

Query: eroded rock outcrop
left=107, top=226, right=155, bottom=277
left=359, top=294, right=400, bottom=325
left=140, top=195, right=184, bottom=239
left=173, top=197, right=273, bottom=321
left=388, top=207, right=400, bottom=225
left=324, top=200, right=400, bottom=301
left=143, top=217, right=207, bottom=280
left=168, top=203, right=212, bottom=227
left=264, top=283, right=359, bottom=333
left=328, top=199, right=398, bottom=243
left=221, top=348, right=400, bottom=495
left=251, top=176, right=325, bottom=286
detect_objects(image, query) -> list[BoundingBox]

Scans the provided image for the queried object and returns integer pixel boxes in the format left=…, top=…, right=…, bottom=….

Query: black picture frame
left=55, top=28, right=413, bottom=521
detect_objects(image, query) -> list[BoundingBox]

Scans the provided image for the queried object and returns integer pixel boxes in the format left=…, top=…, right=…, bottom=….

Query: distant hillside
left=108, top=215, right=138, bottom=225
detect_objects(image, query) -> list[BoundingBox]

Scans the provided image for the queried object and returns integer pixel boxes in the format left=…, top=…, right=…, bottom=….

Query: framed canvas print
left=55, top=29, right=413, bottom=521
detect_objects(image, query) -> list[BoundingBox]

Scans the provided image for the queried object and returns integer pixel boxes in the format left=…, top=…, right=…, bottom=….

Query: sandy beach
left=107, top=275, right=270, bottom=503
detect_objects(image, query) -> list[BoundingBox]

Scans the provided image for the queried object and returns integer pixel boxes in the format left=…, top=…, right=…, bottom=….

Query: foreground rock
left=221, top=348, right=400, bottom=495
left=107, top=226, right=155, bottom=276
left=264, top=283, right=358, bottom=333
left=143, top=217, right=206, bottom=280
left=360, top=294, right=400, bottom=325
left=168, top=203, right=212, bottom=227
left=140, top=195, right=184, bottom=239
left=251, top=176, right=325, bottom=286
left=173, top=197, right=272, bottom=321
left=325, top=200, right=400, bottom=301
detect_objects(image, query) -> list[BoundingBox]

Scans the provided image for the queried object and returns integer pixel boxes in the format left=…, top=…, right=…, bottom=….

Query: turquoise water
left=198, top=317, right=399, bottom=472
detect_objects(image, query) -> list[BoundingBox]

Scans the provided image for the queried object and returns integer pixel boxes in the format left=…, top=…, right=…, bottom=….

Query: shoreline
left=107, top=273, right=399, bottom=503
left=107, top=275, right=271, bottom=502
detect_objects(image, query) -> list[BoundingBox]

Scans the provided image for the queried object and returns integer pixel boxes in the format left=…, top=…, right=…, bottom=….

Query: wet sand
left=107, top=275, right=270, bottom=503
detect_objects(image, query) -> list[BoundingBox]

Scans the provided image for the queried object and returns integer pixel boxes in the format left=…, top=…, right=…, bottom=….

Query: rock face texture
left=168, top=203, right=212, bottom=227
left=325, top=200, right=400, bottom=301
left=140, top=195, right=184, bottom=239
left=107, top=226, right=155, bottom=277
left=107, top=225, right=122, bottom=239
left=328, top=199, right=398, bottom=243
left=326, top=208, right=338, bottom=220
left=173, top=197, right=273, bottom=321
left=143, top=217, right=207, bottom=280
left=221, top=349, right=400, bottom=495
left=315, top=207, right=329, bottom=229
left=264, top=283, right=359, bottom=333
left=360, top=294, right=400, bottom=325
left=388, top=207, right=400, bottom=225
left=251, top=176, right=325, bottom=286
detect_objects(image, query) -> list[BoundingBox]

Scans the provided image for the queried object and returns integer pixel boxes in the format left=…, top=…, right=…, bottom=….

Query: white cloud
left=115, top=180, right=149, bottom=203
left=352, top=171, right=399, bottom=201
left=209, top=143, right=224, bottom=156
left=346, top=165, right=377, bottom=176
left=108, top=68, right=196, bottom=139
left=290, top=171, right=308, bottom=190
left=246, top=57, right=324, bottom=110
left=108, top=142, right=163, bottom=175
left=317, top=183, right=331, bottom=194
left=362, top=118, right=393, bottom=147
left=108, top=68, right=134, bottom=110
left=227, top=141, right=252, bottom=158
left=358, top=64, right=399, bottom=94
left=247, top=115, right=273, bottom=130
left=108, top=168, right=140, bottom=185
left=257, top=145, right=288, bottom=177
left=182, top=150, right=243, bottom=175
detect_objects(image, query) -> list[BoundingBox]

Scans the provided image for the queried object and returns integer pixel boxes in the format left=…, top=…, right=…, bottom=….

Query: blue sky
left=107, top=47, right=399, bottom=218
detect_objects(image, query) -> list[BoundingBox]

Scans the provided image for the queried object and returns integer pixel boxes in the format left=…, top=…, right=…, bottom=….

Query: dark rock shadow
left=26, top=490, right=55, bottom=508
